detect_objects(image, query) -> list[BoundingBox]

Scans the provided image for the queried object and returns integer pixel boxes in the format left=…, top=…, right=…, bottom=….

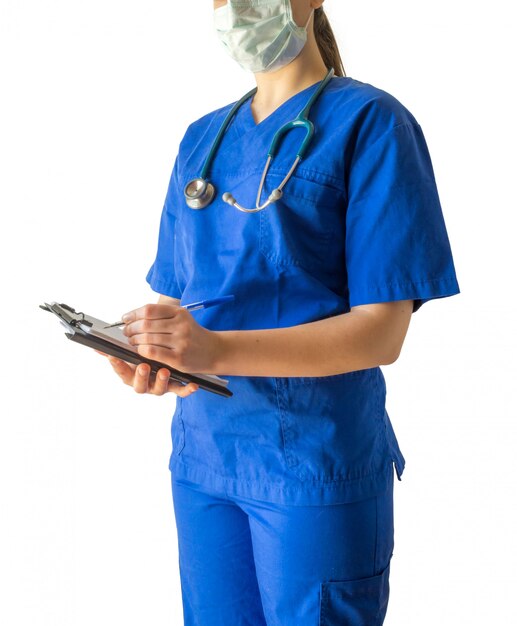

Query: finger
left=121, top=303, right=182, bottom=325
left=150, top=368, right=172, bottom=396
left=170, top=381, right=200, bottom=397
left=136, top=344, right=180, bottom=368
left=108, top=356, right=136, bottom=384
left=158, top=370, right=199, bottom=397
left=133, top=363, right=151, bottom=394
left=123, top=316, right=180, bottom=338
left=127, top=333, right=175, bottom=350
left=148, top=368, right=199, bottom=397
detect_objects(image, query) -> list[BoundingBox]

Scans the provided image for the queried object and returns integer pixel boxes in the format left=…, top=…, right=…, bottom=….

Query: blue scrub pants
left=170, top=472, right=395, bottom=626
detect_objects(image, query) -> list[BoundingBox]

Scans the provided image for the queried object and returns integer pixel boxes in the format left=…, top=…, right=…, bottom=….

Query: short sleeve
left=345, top=121, right=460, bottom=313
left=145, top=156, right=183, bottom=299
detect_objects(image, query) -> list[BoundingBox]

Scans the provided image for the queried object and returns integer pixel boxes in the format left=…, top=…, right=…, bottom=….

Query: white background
left=1, top=1, right=515, bottom=624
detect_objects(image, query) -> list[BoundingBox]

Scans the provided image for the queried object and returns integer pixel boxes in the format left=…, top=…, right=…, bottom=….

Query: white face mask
left=214, top=0, right=314, bottom=74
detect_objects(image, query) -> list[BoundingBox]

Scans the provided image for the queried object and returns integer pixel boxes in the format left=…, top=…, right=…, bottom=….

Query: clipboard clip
left=39, top=302, right=93, bottom=332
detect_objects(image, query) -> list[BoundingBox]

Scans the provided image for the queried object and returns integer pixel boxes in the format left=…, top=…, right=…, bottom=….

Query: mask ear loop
left=285, top=0, right=314, bottom=31
left=304, top=8, right=315, bottom=30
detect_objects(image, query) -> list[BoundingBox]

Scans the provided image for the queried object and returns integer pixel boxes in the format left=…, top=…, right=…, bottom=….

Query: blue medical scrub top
left=146, top=76, right=461, bottom=505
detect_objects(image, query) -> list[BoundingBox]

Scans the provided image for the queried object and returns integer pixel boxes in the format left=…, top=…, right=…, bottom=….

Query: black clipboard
left=40, top=302, right=233, bottom=398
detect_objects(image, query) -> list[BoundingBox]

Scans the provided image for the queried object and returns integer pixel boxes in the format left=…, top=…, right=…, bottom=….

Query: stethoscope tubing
left=184, top=67, right=335, bottom=212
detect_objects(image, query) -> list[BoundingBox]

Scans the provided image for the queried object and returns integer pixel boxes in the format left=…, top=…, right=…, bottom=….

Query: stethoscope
left=184, top=67, right=335, bottom=213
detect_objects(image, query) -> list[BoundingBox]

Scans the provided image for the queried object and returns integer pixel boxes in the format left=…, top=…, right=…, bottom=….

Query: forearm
left=211, top=309, right=401, bottom=377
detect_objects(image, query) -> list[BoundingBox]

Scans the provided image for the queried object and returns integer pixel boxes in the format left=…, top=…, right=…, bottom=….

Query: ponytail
left=313, top=7, right=346, bottom=77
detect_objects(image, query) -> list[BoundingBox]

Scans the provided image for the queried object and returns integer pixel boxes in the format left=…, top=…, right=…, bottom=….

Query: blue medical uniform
left=146, top=75, right=460, bottom=624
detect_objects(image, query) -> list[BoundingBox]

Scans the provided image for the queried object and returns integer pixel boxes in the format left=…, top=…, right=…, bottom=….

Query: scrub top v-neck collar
left=234, top=78, right=332, bottom=137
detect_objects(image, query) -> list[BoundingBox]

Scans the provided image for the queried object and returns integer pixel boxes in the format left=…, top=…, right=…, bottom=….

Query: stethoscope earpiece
left=222, top=192, right=236, bottom=206
left=222, top=189, right=282, bottom=213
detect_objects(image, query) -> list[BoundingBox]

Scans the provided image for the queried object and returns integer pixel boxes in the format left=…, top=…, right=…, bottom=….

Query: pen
left=103, top=294, right=235, bottom=328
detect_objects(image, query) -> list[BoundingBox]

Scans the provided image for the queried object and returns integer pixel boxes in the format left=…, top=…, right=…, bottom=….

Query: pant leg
left=237, top=476, right=395, bottom=626
left=170, top=474, right=267, bottom=626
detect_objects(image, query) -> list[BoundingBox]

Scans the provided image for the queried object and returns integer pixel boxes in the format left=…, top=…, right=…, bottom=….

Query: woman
left=100, top=1, right=460, bottom=624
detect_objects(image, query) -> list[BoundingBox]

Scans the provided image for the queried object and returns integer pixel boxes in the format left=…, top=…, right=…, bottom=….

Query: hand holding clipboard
left=40, top=298, right=234, bottom=397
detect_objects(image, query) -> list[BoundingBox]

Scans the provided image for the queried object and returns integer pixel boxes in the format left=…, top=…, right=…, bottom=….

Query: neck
left=251, top=26, right=329, bottom=116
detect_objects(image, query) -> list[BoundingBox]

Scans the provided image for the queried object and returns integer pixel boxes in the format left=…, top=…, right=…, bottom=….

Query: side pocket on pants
left=319, top=562, right=391, bottom=626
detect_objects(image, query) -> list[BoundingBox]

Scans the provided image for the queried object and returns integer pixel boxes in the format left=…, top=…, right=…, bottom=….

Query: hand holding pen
left=96, top=294, right=234, bottom=397
left=103, top=295, right=235, bottom=328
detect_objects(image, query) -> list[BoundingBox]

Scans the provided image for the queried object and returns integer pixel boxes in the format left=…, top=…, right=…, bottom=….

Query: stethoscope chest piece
left=184, top=177, right=216, bottom=209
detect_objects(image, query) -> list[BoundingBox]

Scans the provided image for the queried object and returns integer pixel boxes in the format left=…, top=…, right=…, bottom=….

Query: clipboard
left=40, top=302, right=233, bottom=398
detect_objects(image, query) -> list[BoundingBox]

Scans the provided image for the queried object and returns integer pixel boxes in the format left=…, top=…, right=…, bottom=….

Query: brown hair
left=313, top=7, right=346, bottom=77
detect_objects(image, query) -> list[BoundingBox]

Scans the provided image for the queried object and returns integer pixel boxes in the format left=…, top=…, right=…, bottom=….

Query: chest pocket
left=258, top=168, right=345, bottom=275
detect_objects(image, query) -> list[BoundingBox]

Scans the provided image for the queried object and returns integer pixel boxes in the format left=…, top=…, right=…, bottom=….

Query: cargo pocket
left=319, top=562, right=391, bottom=626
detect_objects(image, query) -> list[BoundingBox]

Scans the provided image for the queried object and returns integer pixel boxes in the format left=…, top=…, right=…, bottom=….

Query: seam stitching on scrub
left=373, top=493, right=379, bottom=576
left=263, top=167, right=346, bottom=191
left=347, top=176, right=436, bottom=207
left=274, top=377, right=293, bottom=470
left=172, top=454, right=393, bottom=487
left=352, top=120, right=422, bottom=164
left=207, top=167, right=346, bottom=193
left=147, top=275, right=182, bottom=300
left=358, top=275, right=459, bottom=290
